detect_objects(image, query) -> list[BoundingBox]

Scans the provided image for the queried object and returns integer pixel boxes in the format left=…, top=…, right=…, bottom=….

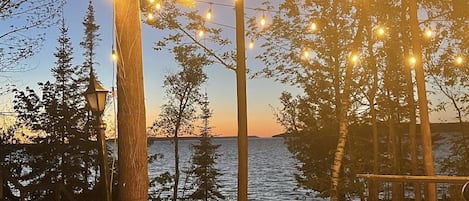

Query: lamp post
left=85, top=71, right=111, bottom=201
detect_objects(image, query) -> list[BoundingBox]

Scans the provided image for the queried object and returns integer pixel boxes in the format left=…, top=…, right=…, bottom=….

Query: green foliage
left=10, top=19, right=98, bottom=199
left=150, top=46, right=209, bottom=137
left=141, top=0, right=236, bottom=71
left=184, top=94, right=224, bottom=201
left=3, top=2, right=106, bottom=199
left=149, top=40, right=210, bottom=200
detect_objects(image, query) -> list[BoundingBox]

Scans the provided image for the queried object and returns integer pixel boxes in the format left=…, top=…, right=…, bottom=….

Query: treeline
left=141, top=0, right=468, bottom=200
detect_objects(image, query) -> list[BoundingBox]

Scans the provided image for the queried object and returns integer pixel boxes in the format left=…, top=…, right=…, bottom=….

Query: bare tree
left=0, top=0, right=63, bottom=72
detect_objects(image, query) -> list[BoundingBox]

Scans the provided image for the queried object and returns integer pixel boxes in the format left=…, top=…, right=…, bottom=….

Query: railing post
left=55, top=185, right=61, bottom=201
left=0, top=170, right=3, bottom=199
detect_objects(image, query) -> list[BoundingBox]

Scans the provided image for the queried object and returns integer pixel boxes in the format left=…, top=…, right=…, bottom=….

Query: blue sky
left=4, top=0, right=298, bottom=137
left=1, top=0, right=461, bottom=137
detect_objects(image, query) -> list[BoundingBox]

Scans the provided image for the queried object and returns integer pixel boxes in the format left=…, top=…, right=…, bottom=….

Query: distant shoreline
left=146, top=135, right=261, bottom=142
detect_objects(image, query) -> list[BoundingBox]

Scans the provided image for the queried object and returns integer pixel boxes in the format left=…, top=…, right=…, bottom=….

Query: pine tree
left=12, top=17, right=97, bottom=199
left=185, top=93, right=224, bottom=201
left=77, top=0, right=103, bottom=194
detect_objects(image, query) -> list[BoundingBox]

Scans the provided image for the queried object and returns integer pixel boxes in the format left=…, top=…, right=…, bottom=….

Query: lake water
left=147, top=137, right=315, bottom=200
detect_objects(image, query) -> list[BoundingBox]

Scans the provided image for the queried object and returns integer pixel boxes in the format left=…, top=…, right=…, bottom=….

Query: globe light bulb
left=260, top=14, right=266, bottom=27
left=198, top=30, right=204, bottom=37
left=377, top=27, right=385, bottom=36
left=424, top=29, right=433, bottom=38
left=409, top=56, right=417, bottom=65
left=155, top=2, right=161, bottom=10
left=310, top=22, right=317, bottom=31
left=455, top=56, right=463, bottom=65
left=248, top=40, right=254, bottom=49
left=112, top=50, right=117, bottom=61
left=206, top=9, right=212, bottom=20
left=350, top=54, right=359, bottom=64
left=147, top=13, right=154, bottom=21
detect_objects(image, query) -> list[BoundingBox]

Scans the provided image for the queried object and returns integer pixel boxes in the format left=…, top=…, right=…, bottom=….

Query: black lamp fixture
left=85, top=71, right=108, bottom=114
left=84, top=68, right=111, bottom=201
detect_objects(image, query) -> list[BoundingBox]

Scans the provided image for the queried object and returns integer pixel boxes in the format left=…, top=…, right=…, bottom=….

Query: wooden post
left=114, top=0, right=149, bottom=200
left=97, top=121, right=111, bottom=201
left=0, top=170, right=3, bottom=199
left=408, top=0, right=437, bottom=200
left=235, top=0, right=248, bottom=200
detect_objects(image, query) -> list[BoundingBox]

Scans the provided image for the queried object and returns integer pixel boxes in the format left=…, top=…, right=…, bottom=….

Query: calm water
left=147, top=137, right=314, bottom=200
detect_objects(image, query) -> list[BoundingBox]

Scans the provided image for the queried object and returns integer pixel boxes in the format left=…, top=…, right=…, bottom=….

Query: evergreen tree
left=12, top=17, right=98, bottom=200
left=185, top=93, right=224, bottom=201
left=78, top=0, right=103, bottom=193
left=79, top=0, right=101, bottom=82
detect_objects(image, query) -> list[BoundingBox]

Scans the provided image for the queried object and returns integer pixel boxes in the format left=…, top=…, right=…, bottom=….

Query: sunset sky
left=2, top=0, right=460, bottom=138
left=5, top=0, right=297, bottom=137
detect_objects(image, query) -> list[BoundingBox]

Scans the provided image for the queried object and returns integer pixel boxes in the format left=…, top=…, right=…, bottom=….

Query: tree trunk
left=401, top=1, right=422, bottom=199
left=115, top=0, right=149, bottom=200
left=173, top=133, right=179, bottom=201
left=330, top=59, right=354, bottom=201
left=408, top=0, right=437, bottom=200
left=389, top=106, right=402, bottom=201
left=364, top=0, right=380, bottom=198
left=235, top=1, right=248, bottom=201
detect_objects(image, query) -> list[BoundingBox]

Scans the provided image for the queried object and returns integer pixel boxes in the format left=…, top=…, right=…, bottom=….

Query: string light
left=310, top=22, right=317, bottom=31
left=198, top=29, right=205, bottom=37
left=112, top=49, right=118, bottom=61
left=206, top=8, right=212, bottom=20
left=147, top=13, right=154, bottom=21
left=350, top=53, right=359, bottom=64
left=376, top=26, right=385, bottom=37
left=409, top=56, right=417, bottom=65
left=155, top=2, right=162, bottom=10
left=149, top=0, right=155, bottom=3
left=260, top=12, right=266, bottom=27
left=206, top=3, right=213, bottom=20
left=303, top=50, right=310, bottom=59
left=248, top=39, right=254, bottom=49
left=455, top=56, right=464, bottom=65
left=424, top=29, right=433, bottom=38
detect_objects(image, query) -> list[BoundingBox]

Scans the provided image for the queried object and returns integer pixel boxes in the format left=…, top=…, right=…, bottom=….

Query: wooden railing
left=357, top=174, right=469, bottom=200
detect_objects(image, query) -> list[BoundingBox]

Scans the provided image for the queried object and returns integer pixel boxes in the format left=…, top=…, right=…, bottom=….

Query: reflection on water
left=147, top=137, right=313, bottom=200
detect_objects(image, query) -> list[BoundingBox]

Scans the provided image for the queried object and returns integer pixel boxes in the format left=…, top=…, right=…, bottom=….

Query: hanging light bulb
left=260, top=13, right=266, bottom=27
left=376, top=27, right=385, bottom=37
left=147, top=13, right=154, bottom=21
left=112, top=49, right=118, bottom=61
left=409, top=56, right=417, bottom=65
left=455, top=56, right=464, bottom=65
left=350, top=53, right=359, bottom=64
left=424, top=29, right=433, bottom=38
left=206, top=8, right=212, bottom=20
left=149, top=0, right=155, bottom=3
left=248, top=39, right=254, bottom=49
left=310, top=22, right=317, bottom=31
left=303, top=50, right=310, bottom=59
left=155, top=2, right=162, bottom=10
left=206, top=3, right=213, bottom=20
left=198, top=29, right=204, bottom=37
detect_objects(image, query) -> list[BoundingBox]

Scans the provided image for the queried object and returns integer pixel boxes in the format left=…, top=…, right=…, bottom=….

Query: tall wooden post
left=114, top=0, right=149, bottom=200
left=235, top=0, right=248, bottom=200
left=408, top=0, right=436, bottom=200
left=97, top=120, right=111, bottom=201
